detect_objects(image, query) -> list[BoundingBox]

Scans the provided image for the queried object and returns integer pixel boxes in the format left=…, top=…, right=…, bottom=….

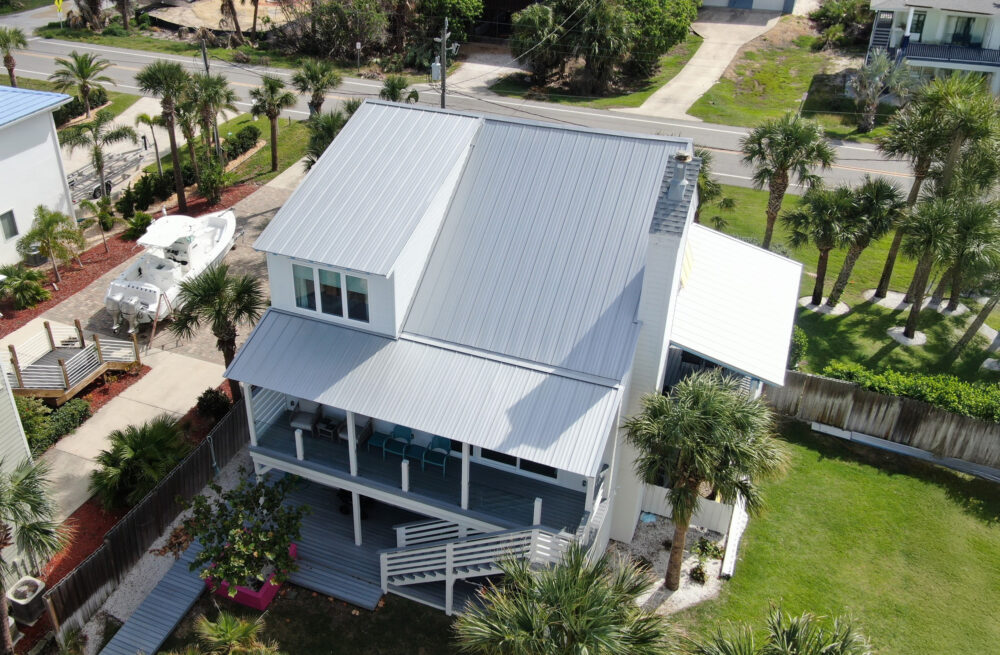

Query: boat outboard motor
left=118, top=296, right=145, bottom=335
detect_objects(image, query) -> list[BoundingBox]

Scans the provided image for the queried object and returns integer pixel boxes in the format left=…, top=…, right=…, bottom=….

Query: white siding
left=266, top=253, right=396, bottom=336
left=0, top=369, right=31, bottom=472
left=390, top=149, right=469, bottom=334
left=0, top=112, right=74, bottom=265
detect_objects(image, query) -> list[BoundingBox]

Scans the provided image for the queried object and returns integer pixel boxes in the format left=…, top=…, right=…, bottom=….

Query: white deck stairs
left=380, top=518, right=574, bottom=614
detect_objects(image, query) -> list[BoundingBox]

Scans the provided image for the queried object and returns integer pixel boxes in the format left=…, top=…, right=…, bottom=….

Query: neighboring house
left=0, top=361, right=30, bottom=473
left=0, top=86, right=75, bottom=266
left=701, top=0, right=801, bottom=14
left=225, top=101, right=802, bottom=614
left=868, top=0, right=1000, bottom=94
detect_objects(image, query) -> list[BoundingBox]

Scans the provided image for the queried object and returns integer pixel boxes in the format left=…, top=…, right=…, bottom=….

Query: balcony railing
left=902, top=42, right=1000, bottom=67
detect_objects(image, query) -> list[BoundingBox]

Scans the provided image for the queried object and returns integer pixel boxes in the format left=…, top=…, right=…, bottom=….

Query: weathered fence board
left=844, top=387, right=901, bottom=440
left=795, top=375, right=856, bottom=426
left=762, top=371, right=806, bottom=416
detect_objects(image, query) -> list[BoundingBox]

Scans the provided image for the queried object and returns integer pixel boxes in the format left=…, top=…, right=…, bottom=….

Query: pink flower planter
left=206, top=543, right=298, bottom=611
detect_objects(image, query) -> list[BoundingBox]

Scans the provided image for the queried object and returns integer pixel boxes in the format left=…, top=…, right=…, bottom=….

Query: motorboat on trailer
left=104, top=209, right=237, bottom=334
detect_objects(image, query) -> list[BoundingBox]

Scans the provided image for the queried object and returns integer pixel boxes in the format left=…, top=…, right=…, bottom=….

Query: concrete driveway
left=625, top=8, right=782, bottom=120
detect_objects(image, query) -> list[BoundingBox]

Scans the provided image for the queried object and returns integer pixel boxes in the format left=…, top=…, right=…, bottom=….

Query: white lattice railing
left=394, top=519, right=483, bottom=548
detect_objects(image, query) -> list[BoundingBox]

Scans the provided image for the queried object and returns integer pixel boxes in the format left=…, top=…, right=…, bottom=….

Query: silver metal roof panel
left=0, top=86, right=71, bottom=129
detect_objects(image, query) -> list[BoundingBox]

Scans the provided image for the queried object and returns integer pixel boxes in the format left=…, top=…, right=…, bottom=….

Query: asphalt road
left=11, top=34, right=914, bottom=192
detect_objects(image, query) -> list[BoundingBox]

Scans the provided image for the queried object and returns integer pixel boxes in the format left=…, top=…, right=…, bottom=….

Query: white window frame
left=472, top=446, right=560, bottom=482
left=0, top=210, right=18, bottom=241
left=291, top=262, right=370, bottom=324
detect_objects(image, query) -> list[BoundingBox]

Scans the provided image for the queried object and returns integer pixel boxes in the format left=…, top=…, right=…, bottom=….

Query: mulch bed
left=80, top=365, right=152, bottom=414
left=164, top=184, right=258, bottom=218
left=0, top=235, right=142, bottom=339
left=181, top=383, right=235, bottom=445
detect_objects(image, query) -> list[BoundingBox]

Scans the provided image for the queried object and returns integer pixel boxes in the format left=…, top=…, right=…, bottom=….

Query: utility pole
left=435, top=18, right=449, bottom=109
left=201, top=39, right=224, bottom=162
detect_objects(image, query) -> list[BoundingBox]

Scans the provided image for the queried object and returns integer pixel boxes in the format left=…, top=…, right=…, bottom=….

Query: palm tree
left=0, top=26, right=28, bottom=88
left=937, top=199, right=1000, bottom=312
left=16, top=206, right=86, bottom=285
left=304, top=110, right=347, bottom=170
left=219, top=0, right=246, bottom=44
left=89, top=415, right=191, bottom=509
left=169, top=264, right=265, bottom=401
left=292, top=59, right=342, bottom=116
left=244, top=0, right=261, bottom=39
left=175, top=97, right=201, bottom=181
left=379, top=75, right=419, bottom=104
left=873, top=102, right=950, bottom=299
left=849, top=50, right=912, bottom=133
left=164, top=611, right=282, bottom=655
left=0, top=459, right=64, bottom=654
left=250, top=75, right=297, bottom=172
left=624, top=370, right=787, bottom=590
left=48, top=51, right=115, bottom=119
left=343, top=97, right=364, bottom=117
left=741, top=113, right=837, bottom=250
left=947, top=270, right=1000, bottom=364
left=0, top=264, right=51, bottom=310
left=136, top=61, right=192, bottom=213
left=694, top=148, right=735, bottom=225
left=687, top=608, right=872, bottom=655
left=899, top=198, right=955, bottom=340
left=115, top=0, right=131, bottom=31
left=135, top=112, right=164, bottom=177
left=782, top=185, right=856, bottom=307
left=454, top=544, right=672, bottom=655
left=60, top=108, right=138, bottom=212
left=189, top=72, right=238, bottom=153
left=825, top=176, right=905, bottom=308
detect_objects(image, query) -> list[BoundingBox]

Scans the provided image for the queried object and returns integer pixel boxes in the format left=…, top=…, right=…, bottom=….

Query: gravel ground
left=609, top=515, right=726, bottom=616
left=80, top=448, right=253, bottom=654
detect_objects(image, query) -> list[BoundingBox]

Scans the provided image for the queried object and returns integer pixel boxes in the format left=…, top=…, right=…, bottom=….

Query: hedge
left=823, top=362, right=1000, bottom=423
left=15, top=397, right=93, bottom=456
left=224, top=124, right=261, bottom=161
left=52, top=88, right=109, bottom=127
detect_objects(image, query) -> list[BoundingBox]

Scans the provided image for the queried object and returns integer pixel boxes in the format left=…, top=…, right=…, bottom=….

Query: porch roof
left=226, top=309, right=620, bottom=477
left=670, top=224, right=802, bottom=387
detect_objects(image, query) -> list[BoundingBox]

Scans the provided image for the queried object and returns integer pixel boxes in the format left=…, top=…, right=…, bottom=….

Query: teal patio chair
left=384, top=425, right=413, bottom=460
left=367, top=430, right=391, bottom=455
left=422, top=436, right=450, bottom=477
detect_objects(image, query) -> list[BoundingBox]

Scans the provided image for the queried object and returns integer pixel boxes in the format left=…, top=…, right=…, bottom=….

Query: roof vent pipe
left=667, top=160, right=690, bottom=201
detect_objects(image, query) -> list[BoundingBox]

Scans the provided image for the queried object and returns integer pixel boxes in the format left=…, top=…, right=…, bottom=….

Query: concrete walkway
left=448, top=44, right=529, bottom=94
left=624, top=9, right=781, bottom=120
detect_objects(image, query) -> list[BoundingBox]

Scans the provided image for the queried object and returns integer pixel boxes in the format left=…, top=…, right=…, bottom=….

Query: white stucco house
left=224, top=101, right=802, bottom=614
left=868, top=0, right=1000, bottom=94
left=0, top=86, right=75, bottom=266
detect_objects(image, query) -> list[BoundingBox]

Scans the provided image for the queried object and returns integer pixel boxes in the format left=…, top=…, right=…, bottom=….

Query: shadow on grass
left=779, top=418, right=1000, bottom=526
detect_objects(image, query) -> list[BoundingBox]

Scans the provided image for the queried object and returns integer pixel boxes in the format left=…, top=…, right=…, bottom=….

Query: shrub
left=0, top=263, right=51, bottom=309
left=14, top=396, right=51, bottom=454
left=102, top=24, right=127, bottom=36
left=223, top=124, right=261, bottom=160
left=823, top=362, right=1000, bottom=422
left=123, top=211, right=153, bottom=240
left=115, top=185, right=136, bottom=219
left=810, top=0, right=873, bottom=46
left=52, top=88, right=109, bottom=126
left=198, top=158, right=233, bottom=205
left=788, top=325, right=808, bottom=370
left=90, top=414, right=190, bottom=509
left=133, top=174, right=156, bottom=210
left=196, top=387, right=232, bottom=421
left=135, top=11, right=151, bottom=29
left=48, top=399, right=92, bottom=439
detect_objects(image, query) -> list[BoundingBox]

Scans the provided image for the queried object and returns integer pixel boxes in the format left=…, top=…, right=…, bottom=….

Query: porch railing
left=394, top=518, right=482, bottom=547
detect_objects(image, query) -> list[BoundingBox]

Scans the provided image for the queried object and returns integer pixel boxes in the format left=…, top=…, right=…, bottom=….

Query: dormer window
left=291, top=262, right=369, bottom=324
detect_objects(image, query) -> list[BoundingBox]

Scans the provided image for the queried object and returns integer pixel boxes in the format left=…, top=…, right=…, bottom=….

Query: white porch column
left=460, top=442, right=470, bottom=510
left=352, top=492, right=362, bottom=546
left=533, top=497, right=543, bottom=525
left=294, top=428, right=304, bottom=460
left=904, top=6, right=915, bottom=36
left=346, top=410, right=358, bottom=476
left=401, top=459, right=410, bottom=492
left=241, top=382, right=257, bottom=447
left=584, top=477, right=595, bottom=512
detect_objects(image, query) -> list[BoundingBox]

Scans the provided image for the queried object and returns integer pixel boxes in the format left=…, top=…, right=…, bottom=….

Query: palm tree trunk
left=947, top=268, right=964, bottom=312
left=903, top=272, right=919, bottom=305
left=83, top=84, right=92, bottom=119
left=222, top=338, right=242, bottom=402
left=826, top=244, right=863, bottom=308
left=118, top=0, right=129, bottom=31
left=812, top=249, right=830, bottom=306
left=48, top=239, right=61, bottom=284
left=150, top=129, right=163, bottom=178
left=165, top=114, right=187, bottom=213
left=187, top=135, right=200, bottom=181
left=930, top=270, right=949, bottom=306
left=97, top=166, right=111, bottom=254
left=904, top=255, right=933, bottom=339
left=0, top=576, right=13, bottom=654
left=4, top=54, right=16, bottom=87
left=665, top=518, right=689, bottom=591
left=251, top=0, right=260, bottom=39
left=269, top=117, right=279, bottom=172
left=947, top=293, right=999, bottom=364
left=875, top=169, right=925, bottom=299
left=940, top=135, right=964, bottom=194
left=763, top=176, right=788, bottom=250
left=225, top=0, right=245, bottom=44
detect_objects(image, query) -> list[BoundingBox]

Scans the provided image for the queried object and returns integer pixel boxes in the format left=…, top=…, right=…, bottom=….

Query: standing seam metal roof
left=0, top=86, right=72, bottom=128
left=403, top=118, right=688, bottom=381
left=227, top=309, right=620, bottom=477
left=252, top=102, right=483, bottom=274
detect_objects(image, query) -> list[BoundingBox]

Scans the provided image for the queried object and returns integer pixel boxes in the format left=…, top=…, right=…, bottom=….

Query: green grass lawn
left=489, top=33, right=704, bottom=109
left=677, top=420, right=1000, bottom=655
left=711, top=184, right=999, bottom=381
left=1, top=77, right=140, bottom=122
left=160, top=588, right=458, bottom=654
left=687, top=20, right=893, bottom=143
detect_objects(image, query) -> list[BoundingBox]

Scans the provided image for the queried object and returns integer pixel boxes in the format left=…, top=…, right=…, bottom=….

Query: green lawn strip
left=489, top=33, right=704, bottom=109
left=675, top=421, right=1000, bottom=655
left=34, top=25, right=433, bottom=85
left=714, top=184, right=998, bottom=380
left=1, top=77, right=140, bottom=122
left=0, top=0, right=50, bottom=16
left=161, top=589, right=459, bottom=654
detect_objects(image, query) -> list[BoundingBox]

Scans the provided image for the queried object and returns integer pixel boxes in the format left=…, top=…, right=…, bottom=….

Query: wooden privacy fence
left=764, top=371, right=1000, bottom=470
left=44, top=400, right=248, bottom=638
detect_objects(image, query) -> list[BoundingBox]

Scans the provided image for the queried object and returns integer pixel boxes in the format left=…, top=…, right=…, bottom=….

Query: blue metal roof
left=0, top=86, right=72, bottom=128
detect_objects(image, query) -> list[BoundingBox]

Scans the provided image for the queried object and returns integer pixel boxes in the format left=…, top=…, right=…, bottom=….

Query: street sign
left=53, top=0, right=62, bottom=11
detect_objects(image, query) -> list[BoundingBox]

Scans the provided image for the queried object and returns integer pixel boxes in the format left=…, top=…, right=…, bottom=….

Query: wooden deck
left=254, top=422, right=588, bottom=533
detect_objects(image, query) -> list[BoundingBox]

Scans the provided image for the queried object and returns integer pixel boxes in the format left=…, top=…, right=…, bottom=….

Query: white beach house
left=224, top=101, right=802, bottom=614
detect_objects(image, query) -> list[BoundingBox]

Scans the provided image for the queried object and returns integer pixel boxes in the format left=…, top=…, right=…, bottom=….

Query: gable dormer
left=254, top=102, right=481, bottom=337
